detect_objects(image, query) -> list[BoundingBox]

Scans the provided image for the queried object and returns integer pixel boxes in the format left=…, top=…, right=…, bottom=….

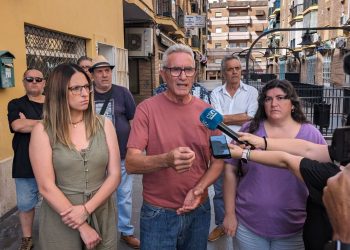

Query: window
left=322, top=56, right=331, bottom=86
left=215, top=12, right=222, bottom=17
left=279, top=60, right=286, bottom=80
left=215, top=43, right=222, bottom=48
left=229, top=10, right=248, bottom=16
left=229, top=26, right=248, bottom=32
left=229, top=41, right=248, bottom=48
left=215, top=27, right=222, bottom=33
left=306, top=55, right=316, bottom=84
left=24, top=25, right=86, bottom=78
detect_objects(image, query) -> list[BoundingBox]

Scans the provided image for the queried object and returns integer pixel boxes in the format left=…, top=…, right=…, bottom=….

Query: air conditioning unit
left=125, top=28, right=154, bottom=57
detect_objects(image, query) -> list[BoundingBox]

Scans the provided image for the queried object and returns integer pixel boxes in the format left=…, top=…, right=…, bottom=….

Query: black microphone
left=199, top=107, right=254, bottom=148
left=344, top=53, right=350, bottom=75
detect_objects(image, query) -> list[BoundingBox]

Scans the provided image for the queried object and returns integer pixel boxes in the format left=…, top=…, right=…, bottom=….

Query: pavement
left=0, top=175, right=233, bottom=250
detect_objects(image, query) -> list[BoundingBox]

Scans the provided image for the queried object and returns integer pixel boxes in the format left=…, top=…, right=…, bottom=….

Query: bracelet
left=263, top=136, right=267, bottom=150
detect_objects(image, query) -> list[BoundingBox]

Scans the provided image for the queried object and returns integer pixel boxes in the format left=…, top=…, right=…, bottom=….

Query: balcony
left=228, top=32, right=250, bottom=40
left=209, top=32, right=228, bottom=41
left=291, top=4, right=304, bottom=20
left=304, top=0, right=318, bottom=11
left=209, top=17, right=228, bottom=26
left=228, top=16, right=251, bottom=25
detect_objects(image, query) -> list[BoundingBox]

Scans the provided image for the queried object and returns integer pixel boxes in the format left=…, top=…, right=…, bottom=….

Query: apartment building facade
left=124, top=0, right=208, bottom=103
left=206, top=0, right=269, bottom=80
left=266, top=0, right=350, bottom=87
left=0, top=0, right=125, bottom=217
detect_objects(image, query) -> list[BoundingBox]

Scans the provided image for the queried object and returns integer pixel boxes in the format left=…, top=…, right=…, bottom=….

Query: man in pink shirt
left=126, top=44, right=224, bottom=250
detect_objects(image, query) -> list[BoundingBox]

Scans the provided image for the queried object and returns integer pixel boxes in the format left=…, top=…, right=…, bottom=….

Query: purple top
left=226, top=122, right=326, bottom=238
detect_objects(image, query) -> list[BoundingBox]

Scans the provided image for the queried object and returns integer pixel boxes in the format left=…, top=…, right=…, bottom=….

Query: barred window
left=322, top=56, right=331, bottom=86
left=25, top=25, right=86, bottom=78
left=306, top=55, right=316, bottom=84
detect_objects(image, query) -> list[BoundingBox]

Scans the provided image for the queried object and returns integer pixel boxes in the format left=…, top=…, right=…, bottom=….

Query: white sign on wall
left=184, top=15, right=206, bottom=28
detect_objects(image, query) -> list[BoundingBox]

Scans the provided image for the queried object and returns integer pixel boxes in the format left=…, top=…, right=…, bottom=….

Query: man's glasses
left=163, top=67, right=196, bottom=77
left=68, top=84, right=93, bottom=95
left=24, top=77, right=44, bottom=83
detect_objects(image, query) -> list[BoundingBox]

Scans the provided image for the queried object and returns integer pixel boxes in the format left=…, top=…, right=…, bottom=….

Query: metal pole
left=244, top=26, right=350, bottom=84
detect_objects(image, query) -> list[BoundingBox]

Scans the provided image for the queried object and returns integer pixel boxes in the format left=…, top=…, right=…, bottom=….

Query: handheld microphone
left=199, top=107, right=254, bottom=148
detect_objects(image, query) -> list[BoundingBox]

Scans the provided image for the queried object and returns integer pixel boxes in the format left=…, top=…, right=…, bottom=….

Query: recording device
left=199, top=107, right=254, bottom=148
left=329, top=126, right=350, bottom=163
left=210, top=135, right=231, bottom=159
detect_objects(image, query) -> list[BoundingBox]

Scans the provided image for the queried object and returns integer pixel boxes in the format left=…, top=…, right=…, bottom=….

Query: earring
left=291, top=106, right=295, bottom=113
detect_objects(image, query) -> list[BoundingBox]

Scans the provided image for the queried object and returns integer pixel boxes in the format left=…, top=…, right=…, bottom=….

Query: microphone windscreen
left=344, top=53, right=350, bottom=75
left=200, top=108, right=223, bottom=130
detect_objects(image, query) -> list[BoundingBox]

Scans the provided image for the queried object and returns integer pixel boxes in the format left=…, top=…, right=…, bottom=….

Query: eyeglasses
left=80, top=65, right=91, bottom=70
left=163, top=67, right=196, bottom=77
left=264, top=95, right=289, bottom=103
left=24, top=77, right=44, bottom=83
left=68, top=84, right=93, bottom=95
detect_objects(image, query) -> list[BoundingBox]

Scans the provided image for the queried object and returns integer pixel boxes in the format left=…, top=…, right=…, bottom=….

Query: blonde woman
left=29, top=63, right=120, bottom=249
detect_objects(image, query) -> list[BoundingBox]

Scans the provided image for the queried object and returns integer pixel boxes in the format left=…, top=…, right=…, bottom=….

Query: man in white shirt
left=208, top=55, right=258, bottom=241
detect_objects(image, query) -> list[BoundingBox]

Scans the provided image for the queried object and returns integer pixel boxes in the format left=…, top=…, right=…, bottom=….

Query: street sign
left=184, top=15, right=206, bottom=28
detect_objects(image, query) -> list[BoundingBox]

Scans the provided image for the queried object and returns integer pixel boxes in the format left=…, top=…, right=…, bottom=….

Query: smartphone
left=210, top=135, right=231, bottom=159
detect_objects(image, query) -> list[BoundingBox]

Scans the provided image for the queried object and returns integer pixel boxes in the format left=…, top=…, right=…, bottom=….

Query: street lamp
left=244, top=26, right=350, bottom=84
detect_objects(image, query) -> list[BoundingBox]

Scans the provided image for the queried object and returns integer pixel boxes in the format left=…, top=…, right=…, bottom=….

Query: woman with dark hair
left=29, top=63, right=120, bottom=249
left=223, top=79, right=326, bottom=250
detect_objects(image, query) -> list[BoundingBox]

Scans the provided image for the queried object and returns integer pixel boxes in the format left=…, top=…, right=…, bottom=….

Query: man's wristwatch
left=241, top=148, right=250, bottom=163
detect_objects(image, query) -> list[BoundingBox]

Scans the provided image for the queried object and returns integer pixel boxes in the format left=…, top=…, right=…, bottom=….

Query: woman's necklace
left=71, top=119, right=83, bottom=128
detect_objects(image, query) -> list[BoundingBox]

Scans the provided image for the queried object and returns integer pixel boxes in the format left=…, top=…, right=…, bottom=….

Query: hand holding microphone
left=199, top=107, right=255, bottom=149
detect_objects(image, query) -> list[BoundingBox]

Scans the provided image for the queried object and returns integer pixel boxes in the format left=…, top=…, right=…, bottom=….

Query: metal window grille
left=306, top=55, right=316, bottom=84
left=25, top=25, right=86, bottom=78
left=322, top=56, right=331, bottom=85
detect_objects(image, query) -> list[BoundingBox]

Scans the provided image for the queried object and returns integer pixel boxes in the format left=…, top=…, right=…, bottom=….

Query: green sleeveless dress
left=39, top=116, right=118, bottom=250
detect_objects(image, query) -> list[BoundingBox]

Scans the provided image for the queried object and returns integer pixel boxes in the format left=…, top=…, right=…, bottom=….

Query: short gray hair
left=162, top=44, right=195, bottom=68
left=221, top=55, right=241, bottom=72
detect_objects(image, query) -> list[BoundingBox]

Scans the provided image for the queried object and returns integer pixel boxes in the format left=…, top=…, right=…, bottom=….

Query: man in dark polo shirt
left=7, top=68, right=45, bottom=250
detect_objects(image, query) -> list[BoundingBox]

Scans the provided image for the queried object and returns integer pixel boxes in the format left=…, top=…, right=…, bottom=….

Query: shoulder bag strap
left=99, top=89, right=113, bottom=115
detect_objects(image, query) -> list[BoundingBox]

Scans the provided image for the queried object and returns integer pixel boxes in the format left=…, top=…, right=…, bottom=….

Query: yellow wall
left=0, top=0, right=124, bottom=160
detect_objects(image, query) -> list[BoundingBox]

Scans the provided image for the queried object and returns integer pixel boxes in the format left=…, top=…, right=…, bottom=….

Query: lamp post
left=244, top=26, right=350, bottom=84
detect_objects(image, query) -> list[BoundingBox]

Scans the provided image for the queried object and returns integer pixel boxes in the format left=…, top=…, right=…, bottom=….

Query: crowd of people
left=7, top=43, right=350, bottom=250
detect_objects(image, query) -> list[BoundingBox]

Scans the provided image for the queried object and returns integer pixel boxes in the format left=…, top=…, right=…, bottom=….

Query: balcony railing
left=228, top=32, right=250, bottom=40
left=228, top=16, right=251, bottom=25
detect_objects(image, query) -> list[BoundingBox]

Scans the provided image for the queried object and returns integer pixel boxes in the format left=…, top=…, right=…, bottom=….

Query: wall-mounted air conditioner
left=125, top=28, right=154, bottom=57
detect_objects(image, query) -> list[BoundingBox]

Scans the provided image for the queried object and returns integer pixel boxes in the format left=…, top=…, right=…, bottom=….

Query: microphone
left=199, top=107, right=254, bottom=148
left=344, top=53, right=350, bottom=75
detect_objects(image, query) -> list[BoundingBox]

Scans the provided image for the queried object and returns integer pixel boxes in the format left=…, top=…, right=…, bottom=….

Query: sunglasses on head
left=24, top=77, right=44, bottom=83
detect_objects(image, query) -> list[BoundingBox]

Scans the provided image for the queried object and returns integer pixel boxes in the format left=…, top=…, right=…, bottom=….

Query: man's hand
left=176, top=187, right=203, bottom=214
left=323, top=167, right=350, bottom=243
left=60, top=205, right=89, bottom=229
left=19, top=112, right=26, bottom=119
left=223, top=213, right=238, bottom=237
left=167, top=147, right=195, bottom=173
left=78, top=223, right=102, bottom=249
